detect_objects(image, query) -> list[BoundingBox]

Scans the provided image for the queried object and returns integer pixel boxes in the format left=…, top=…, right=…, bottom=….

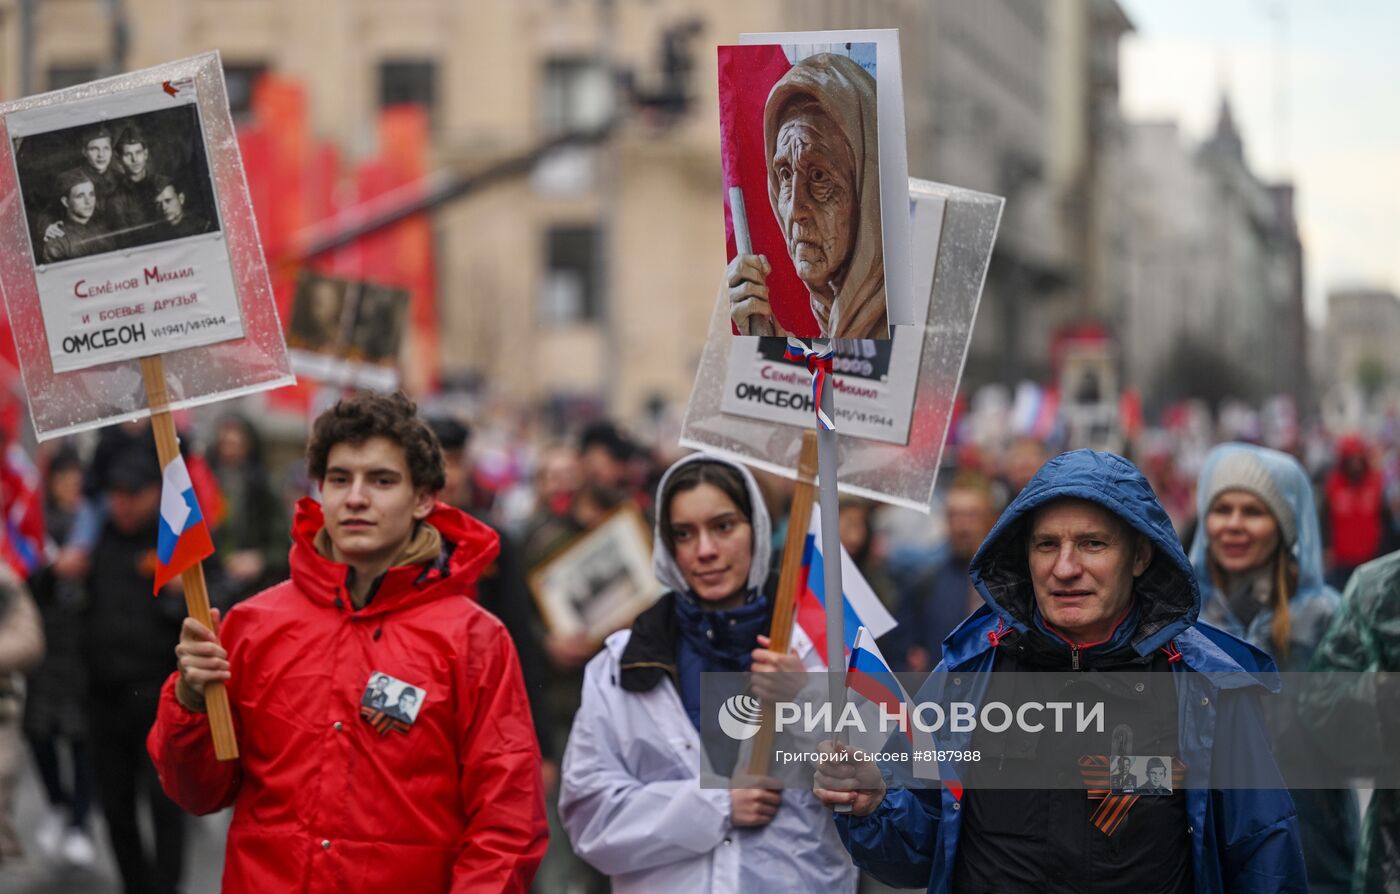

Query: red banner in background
left=353, top=159, right=397, bottom=281
left=379, top=107, right=439, bottom=393
left=237, top=76, right=313, bottom=412
left=234, top=77, right=438, bottom=409
left=1120, top=387, right=1143, bottom=441
left=237, top=127, right=274, bottom=246
left=312, top=144, right=360, bottom=278
left=261, top=79, right=309, bottom=264
left=0, top=318, right=19, bottom=385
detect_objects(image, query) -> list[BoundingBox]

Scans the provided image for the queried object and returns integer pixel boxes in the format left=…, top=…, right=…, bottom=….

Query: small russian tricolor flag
left=848, top=627, right=939, bottom=781
left=154, top=454, right=214, bottom=595
left=792, top=509, right=897, bottom=665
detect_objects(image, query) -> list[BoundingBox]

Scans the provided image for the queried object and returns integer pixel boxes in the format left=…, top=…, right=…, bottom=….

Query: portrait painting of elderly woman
left=719, top=44, right=889, bottom=340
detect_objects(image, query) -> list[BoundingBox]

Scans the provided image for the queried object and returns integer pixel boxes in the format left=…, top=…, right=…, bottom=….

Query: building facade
left=0, top=0, right=1127, bottom=422
left=1326, top=288, right=1400, bottom=399
left=1118, top=98, right=1307, bottom=413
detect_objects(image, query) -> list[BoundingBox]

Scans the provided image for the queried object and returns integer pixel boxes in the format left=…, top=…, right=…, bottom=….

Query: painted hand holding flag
left=154, top=453, right=215, bottom=594
left=792, top=508, right=896, bottom=665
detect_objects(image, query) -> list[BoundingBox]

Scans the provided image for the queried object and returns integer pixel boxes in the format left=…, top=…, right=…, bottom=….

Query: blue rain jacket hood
left=834, top=450, right=1306, bottom=894
left=1188, top=443, right=1339, bottom=661
left=968, top=448, right=1200, bottom=658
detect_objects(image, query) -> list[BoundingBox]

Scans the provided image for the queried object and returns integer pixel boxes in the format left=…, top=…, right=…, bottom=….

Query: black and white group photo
left=10, top=101, right=220, bottom=266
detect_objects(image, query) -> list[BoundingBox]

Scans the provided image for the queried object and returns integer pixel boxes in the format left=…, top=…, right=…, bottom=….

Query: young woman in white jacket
left=559, top=453, right=858, bottom=893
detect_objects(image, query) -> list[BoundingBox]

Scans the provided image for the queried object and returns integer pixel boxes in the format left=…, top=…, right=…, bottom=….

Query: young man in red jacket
left=148, top=393, right=548, bottom=893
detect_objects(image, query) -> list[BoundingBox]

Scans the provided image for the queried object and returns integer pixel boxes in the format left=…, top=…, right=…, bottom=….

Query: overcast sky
left=1119, top=0, right=1400, bottom=326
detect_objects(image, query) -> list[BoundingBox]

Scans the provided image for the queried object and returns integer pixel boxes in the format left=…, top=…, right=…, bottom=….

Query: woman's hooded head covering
left=763, top=53, right=885, bottom=339
left=651, top=452, right=772, bottom=598
left=1189, top=443, right=1330, bottom=616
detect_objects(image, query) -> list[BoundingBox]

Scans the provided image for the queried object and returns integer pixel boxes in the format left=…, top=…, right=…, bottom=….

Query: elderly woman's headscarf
left=764, top=53, right=885, bottom=340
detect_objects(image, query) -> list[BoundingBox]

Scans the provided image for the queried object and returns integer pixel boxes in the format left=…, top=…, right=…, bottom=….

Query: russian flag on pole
left=793, top=509, right=896, bottom=665
left=847, top=627, right=939, bottom=781
left=154, top=454, right=215, bottom=595
left=1, top=443, right=46, bottom=577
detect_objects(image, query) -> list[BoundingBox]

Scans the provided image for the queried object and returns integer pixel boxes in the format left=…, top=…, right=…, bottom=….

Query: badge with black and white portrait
left=1111, top=755, right=1175, bottom=795
left=359, top=671, right=427, bottom=735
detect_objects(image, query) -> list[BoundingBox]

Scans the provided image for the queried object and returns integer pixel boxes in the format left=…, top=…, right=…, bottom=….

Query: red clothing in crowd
left=1326, top=436, right=1385, bottom=569
left=147, top=498, right=548, bottom=893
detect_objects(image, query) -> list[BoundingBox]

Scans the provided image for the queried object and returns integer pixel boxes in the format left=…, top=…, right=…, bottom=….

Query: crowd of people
left=0, top=390, right=1398, bottom=892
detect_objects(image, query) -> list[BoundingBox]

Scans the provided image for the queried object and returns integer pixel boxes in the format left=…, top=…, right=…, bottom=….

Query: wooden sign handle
left=140, top=355, right=240, bottom=761
left=747, top=430, right=819, bottom=776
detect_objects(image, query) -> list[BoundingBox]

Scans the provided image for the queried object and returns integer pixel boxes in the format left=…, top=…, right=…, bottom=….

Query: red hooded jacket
left=148, top=498, right=548, bottom=893
left=1325, top=436, right=1385, bottom=568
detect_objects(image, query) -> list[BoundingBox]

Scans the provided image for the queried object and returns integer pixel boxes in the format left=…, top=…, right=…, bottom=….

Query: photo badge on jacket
left=1080, top=753, right=1183, bottom=837
left=360, top=671, right=427, bottom=736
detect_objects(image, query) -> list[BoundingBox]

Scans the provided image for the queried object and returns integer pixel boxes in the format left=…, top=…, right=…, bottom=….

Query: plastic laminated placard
left=0, top=52, right=293, bottom=440
left=681, top=179, right=1002, bottom=512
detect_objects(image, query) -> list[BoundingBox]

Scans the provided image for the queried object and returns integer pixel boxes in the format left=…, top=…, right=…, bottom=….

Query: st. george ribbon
left=784, top=336, right=851, bottom=813
left=783, top=338, right=836, bottom=431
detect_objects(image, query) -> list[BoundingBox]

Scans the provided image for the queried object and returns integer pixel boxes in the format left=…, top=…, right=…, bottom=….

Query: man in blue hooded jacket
left=815, top=449, right=1307, bottom=893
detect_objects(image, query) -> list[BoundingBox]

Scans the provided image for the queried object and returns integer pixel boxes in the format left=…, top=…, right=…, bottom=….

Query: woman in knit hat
left=1191, top=443, right=1333, bottom=662
left=1189, top=442, right=1358, bottom=893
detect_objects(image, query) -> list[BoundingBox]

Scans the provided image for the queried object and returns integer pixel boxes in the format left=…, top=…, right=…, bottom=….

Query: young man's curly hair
left=306, top=392, right=446, bottom=493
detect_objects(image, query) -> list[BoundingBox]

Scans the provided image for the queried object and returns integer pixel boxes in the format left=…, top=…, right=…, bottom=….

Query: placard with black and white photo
left=529, top=506, right=663, bottom=643
left=287, top=270, right=409, bottom=390
left=3, top=76, right=244, bottom=372
left=1060, top=342, right=1121, bottom=453
left=347, top=283, right=409, bottom=365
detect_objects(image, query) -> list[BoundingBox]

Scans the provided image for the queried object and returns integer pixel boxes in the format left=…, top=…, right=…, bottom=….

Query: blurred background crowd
left=1, top=393, right=1398, bottom=891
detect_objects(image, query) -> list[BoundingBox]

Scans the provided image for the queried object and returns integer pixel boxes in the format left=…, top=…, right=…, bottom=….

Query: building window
left=222, top=62, right=267, bottom=120
left=379, top=59, right=438, bottom=122
left=539, top=57, right=612, bottom=136
left=46, top=64, right=101, bottom=91
left=540, top=225, right=599, bottom=326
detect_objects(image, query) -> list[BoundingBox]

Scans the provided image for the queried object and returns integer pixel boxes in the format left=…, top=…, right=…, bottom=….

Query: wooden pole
left=139, top=355, right=240, bottom=761
left=746, top=430, right=818, bottom=776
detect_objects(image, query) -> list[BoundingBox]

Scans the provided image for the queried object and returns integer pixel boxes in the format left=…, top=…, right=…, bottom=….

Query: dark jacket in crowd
left=469, top=511, right=556, bottom=761
left=23, top=490, right=90, bottom=740
left=1305, top=549, right=1400, bottom=893
left=84, top=517, right=185, bottom=689
left=22, top=564, right=89, bottom=740
left=208, top=418, right=289, bottom=605
left=891, top=555, right=975, bottom=670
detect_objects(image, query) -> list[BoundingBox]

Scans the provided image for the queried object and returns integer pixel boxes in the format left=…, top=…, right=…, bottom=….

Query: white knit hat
left=1205, top=450, right=1297, bottom=545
